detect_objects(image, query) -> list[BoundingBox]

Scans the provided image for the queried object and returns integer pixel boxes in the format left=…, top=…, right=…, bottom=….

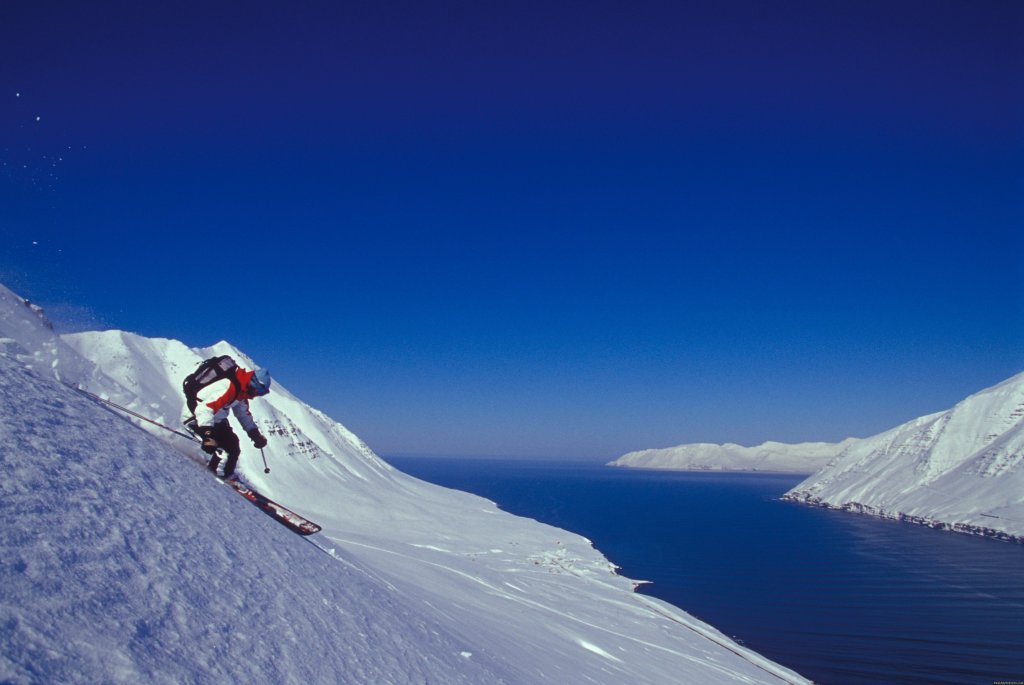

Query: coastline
left=781, top=491, right=1024, bottom=544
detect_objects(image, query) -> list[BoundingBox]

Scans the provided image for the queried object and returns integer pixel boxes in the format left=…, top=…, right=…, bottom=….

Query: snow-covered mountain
left=784, top=373, right=1024, bottom=543
left=0, top=282, right=808, bottom=684
left=609, top=439, right=858, bottom=474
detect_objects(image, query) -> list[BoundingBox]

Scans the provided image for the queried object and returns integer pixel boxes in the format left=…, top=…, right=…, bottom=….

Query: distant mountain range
left=609, top=439, right=858, bottom=474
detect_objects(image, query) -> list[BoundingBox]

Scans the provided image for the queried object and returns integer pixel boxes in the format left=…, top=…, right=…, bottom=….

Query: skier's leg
left=212, top=421, right=242, bottom=477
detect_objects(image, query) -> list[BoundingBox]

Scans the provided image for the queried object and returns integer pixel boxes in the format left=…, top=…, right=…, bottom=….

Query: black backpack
left=183, top=355, right=241, bottom=413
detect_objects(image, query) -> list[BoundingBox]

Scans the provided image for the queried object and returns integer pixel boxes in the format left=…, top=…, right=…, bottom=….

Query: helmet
left=249, top=368, right=272, bottom=397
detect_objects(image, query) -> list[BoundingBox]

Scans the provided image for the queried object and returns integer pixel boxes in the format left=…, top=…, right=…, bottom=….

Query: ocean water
left=388, top=457, right=1024, bottom=685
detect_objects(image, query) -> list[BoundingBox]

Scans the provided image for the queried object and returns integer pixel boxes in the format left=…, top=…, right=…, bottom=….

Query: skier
left=183, top=357, right=271, bottom=479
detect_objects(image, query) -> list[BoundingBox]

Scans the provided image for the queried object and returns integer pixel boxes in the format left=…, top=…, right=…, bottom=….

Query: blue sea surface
left=389, top=457, right=1024, bottom=685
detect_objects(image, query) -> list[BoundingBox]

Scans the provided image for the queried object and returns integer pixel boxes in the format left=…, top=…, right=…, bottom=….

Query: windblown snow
left=784, top=372, right=1024, bottom=543
left=0, top=283, right=808, bottom=684
left=608, top=439, right=858, bottom=474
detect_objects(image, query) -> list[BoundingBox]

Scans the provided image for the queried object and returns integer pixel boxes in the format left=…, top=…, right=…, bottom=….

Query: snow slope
left=0, top=283, right=809, bottom=684
left=785, top=373, right=1024, bottom=542
left=609, top=439, right=858, bottom=474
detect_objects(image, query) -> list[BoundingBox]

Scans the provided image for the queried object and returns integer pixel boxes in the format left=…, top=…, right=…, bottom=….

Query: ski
left=193, top=448, right=322, bottom=536
left=222, top=477, right=322, bottom=536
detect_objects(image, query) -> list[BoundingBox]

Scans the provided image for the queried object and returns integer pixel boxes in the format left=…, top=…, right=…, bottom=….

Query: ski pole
left=260, top=447, right=270, bottom=474
left=66, top=383, right=198, bottom=442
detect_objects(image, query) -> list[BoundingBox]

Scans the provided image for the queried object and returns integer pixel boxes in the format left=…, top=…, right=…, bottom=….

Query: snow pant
left=206, top=420, right=242, bottom=477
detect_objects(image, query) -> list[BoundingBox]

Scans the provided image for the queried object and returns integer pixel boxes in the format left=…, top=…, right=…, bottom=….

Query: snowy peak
left=609, top=438, right=858, bottom=474
left=785, top=372, right=1024, bottom=541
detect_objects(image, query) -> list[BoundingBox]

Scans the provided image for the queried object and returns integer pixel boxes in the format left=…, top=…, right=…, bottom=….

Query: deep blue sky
left=2, top=1, right=1021, bottom=460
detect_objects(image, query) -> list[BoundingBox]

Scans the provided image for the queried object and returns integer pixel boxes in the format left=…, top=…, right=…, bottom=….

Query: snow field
left=0, top=355, right=511, bottom=684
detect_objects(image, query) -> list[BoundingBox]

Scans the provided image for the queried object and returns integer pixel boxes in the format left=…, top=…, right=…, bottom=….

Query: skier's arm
left=231, top=398, right=258, bottom=433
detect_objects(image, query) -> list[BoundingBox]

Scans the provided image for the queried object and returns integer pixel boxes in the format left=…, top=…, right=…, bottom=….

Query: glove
left=248, top=428, right=268, bottom=449
left=198, top=427, right=219, bottom=454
